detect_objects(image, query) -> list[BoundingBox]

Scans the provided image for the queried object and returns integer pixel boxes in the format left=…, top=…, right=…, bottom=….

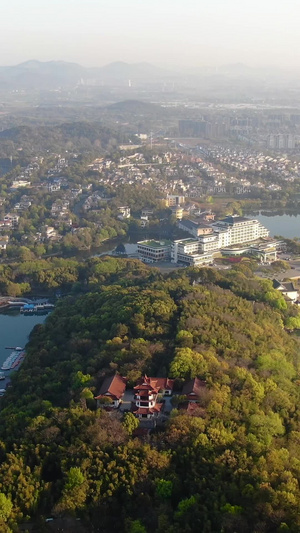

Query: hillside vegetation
left=1, top=259, right=300, bottom=532
left=0, top=121, right=121, bottom=157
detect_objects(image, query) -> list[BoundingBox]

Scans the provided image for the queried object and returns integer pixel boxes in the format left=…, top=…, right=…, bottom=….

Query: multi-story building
left=170, top=206, right=184, bottom=220
left=165, top=195, right=185, bottom=207
left=198, top=233, right=220, bottom=253
left=267, top=134, right=295, bottom=151
left=178, top=219, right=213, bottom=238
left=212, top=216, right=269, bottom=245
left=214, top=228, right=231, bottom=248
left=171, top=239, right=213, bottom=266
left=175, top=216, right=270, bottom=259
left=132, top=376, right=174, bottom=420
left=137, top=240, right=171, bottom=262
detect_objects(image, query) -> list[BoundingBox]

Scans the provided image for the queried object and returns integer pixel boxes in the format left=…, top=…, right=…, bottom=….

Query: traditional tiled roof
left=182, top=377, right=206, bottom=397
left=149, top=377, right=174, bottom=391
left=132, top=404, right=163, bottom=415
left=179, top=401, right=206, bottom=416
left=135, top=375, right=174, bottom=392
left=95, top=374, right=127, bottom=401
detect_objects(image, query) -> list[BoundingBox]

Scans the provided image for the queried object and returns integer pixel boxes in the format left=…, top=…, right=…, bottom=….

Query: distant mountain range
left=0, top=59, right=297, bottom=91
left=0, top=60, right=168, bottom=90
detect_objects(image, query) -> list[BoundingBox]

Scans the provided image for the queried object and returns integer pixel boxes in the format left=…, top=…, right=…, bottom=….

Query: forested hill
left=0, top=121, right=121, bottom=157
left=1, top=259, right=300, bottom=532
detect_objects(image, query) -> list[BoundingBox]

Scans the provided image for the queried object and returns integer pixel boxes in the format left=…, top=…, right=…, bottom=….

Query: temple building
left=132, top=375, right=174, bottom=419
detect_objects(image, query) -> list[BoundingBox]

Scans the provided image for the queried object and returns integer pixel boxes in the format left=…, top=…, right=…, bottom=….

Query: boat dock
left=20, top=303, right=54, bottom=314
left=1, top=348, right=25, bottom=371
left=0, top=297, right=55, bottom=312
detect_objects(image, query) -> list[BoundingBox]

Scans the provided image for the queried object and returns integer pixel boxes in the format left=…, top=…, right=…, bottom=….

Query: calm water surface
left=0, top=312, right=47, bottom=386
left=252, top=213, right=300, bottom=238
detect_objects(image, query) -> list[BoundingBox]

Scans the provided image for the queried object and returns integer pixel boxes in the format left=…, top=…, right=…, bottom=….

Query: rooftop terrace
left=138, top=240, right=172, bottom=248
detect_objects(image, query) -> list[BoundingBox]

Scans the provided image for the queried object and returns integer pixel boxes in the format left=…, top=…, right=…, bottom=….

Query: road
left=277, top=258, right=300, bottom=280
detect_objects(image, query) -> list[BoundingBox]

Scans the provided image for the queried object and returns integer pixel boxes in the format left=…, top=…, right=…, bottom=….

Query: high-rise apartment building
left=267, top=134, right=295, bottom=150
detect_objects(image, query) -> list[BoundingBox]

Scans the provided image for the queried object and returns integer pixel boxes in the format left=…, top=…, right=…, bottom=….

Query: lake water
left=0, top=312, right=47, bottom=387
left=251, top=213, right=300, bottom=239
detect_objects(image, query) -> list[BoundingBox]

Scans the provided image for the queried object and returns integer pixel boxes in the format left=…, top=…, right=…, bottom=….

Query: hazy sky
left=1, top=0, right=299, bottom=68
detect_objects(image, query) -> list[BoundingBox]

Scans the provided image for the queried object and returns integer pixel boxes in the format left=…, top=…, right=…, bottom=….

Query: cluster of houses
left=10, top=157, right=42, bottom=190
left=95, top=373, right=206, bottom=424
left=0, top=213, right=20, bottom=251
left=47, top=156, right=68, bottom=177
left=202, top=145, right=300, bottom=178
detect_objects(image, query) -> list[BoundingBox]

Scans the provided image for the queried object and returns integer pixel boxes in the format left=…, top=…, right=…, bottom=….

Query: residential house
left=4, top=213, right=19, bottom=226
left=273, top=279, right=299, bottom=303
left=94, top=374, right=127, bottom=408
left=41, top=226, right=58, bottom=241
left=117, top=206, right=131, bottom=219
left=0, top=220, right=12, bottom=228
left=182, top=377, right=207, bottom=402
left=48, top=180, right=61, bottom=192
left=0, top=236, right=9, bottom=250
left=141, top=208, right=154, bottom=217
left=140, top=216, right=149, bottom=228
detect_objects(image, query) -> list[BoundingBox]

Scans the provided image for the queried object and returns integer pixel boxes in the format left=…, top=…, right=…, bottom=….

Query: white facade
left=138, top=241, right=171, bottom=262
left=171, top=239, right=213, bottom=266
left=212, top=216, right=269, bottom=246
left=214, top=229, right=231, bottom=248
left=171, top=217, right=270, bottom=265
left=118, top=206, right=131, bottom=219
left=11, top=180, right=31, bottom=189
left=0, top=237, right=8, bottom=250
left=172, top=239, right=201, bottom=262
left=198, top=234, right=220, bottom=253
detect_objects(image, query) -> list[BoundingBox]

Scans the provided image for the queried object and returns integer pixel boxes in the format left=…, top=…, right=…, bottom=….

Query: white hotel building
left=171, top=216, right=270, bottom=265
left=212, top=216, right=269, bottom=245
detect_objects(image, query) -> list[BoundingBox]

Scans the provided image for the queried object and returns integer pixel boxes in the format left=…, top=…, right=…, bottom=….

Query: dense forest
left=0, top=122, right=123, bottom=158
left=1, top=258, right=300, bottom=532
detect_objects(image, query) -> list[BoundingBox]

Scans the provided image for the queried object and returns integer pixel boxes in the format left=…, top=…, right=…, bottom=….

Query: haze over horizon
left=2, top=0, right=300, bottom=71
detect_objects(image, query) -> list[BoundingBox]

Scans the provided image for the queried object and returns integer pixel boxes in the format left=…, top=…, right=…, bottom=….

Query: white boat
left=1, top=349, right=24, bottom=370
left=0, top=372, right=5, bottom=380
